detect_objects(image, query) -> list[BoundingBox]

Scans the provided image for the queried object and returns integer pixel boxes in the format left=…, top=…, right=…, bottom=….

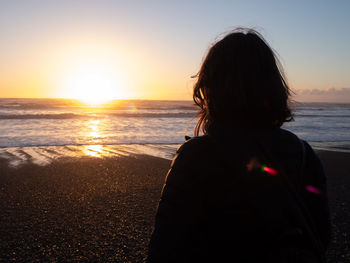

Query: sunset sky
left=1, top=0, right=350, bottom=102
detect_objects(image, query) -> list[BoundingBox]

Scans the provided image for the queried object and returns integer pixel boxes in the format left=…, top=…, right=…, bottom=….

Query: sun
left=60, top=57, right=127, bottom=105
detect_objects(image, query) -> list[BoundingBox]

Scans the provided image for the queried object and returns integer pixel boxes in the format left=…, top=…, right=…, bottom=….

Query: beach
left=0, top=149, right=349, bottom=262
left=0, top=154, right=170, bottom=262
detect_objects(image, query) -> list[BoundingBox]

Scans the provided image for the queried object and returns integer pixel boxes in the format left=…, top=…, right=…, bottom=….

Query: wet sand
left=0, top=150, right=349, bottom=262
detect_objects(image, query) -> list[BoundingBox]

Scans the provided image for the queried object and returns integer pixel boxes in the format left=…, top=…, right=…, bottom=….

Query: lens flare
left=305, top=185, right=321, bottom=195
left=261, top=165, right=278, bottom=176
left=247, top=157, right=278, bottom=176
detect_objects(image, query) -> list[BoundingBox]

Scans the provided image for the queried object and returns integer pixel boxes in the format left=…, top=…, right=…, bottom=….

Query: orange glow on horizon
left=59, top=60, right=127, bottom=105
left=0, top=37, right=192, bottom=101
left=49, top=43, right=135, bottom=104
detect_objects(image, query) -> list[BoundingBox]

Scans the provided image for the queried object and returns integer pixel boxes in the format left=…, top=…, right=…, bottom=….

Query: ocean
left=0, top=98, right=349, bottom=167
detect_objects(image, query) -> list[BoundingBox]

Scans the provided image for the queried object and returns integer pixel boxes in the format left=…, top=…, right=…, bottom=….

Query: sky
left=0, top=0, right=350, bottom=102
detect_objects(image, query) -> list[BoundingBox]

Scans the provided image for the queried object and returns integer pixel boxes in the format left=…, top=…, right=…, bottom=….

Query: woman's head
left=193, top=28, right=293, bottom=135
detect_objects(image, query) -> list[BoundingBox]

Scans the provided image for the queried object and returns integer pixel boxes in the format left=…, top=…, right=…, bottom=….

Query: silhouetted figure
left=147, top=28, right=330, bottom=263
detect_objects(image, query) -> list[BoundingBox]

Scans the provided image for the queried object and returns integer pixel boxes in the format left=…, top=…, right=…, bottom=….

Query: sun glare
left=57, top=49, right=129, bottom=105
left=65, top=62, right=124, bottom=105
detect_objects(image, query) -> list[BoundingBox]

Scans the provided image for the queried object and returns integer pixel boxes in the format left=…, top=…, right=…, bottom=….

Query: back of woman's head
left=193, top=28, right=293, bottom=135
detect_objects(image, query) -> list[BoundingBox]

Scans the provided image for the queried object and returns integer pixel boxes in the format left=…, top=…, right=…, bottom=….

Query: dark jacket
left=147, top=128, right=330, bottom=263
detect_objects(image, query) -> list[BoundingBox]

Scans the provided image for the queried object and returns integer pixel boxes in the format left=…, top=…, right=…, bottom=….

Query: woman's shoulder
left=270, top=128, right=317, bottom=155
left=267, top=127, right=300, bottom=142
left=177, top=135, right=212, bottom=153
left=170, top=135, right=213, bottom=170
left=262, top=128, right=323, bottom=177
left=258, top=128, right=304, bottom=152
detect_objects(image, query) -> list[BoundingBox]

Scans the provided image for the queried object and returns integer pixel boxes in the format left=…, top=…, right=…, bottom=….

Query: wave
left=0, top=112, right=196, bottom=120
left=108, top=112, right=196, bottom=118
left=295, top=114, right=350, bottom=118
left=0, top=113, right=82, bottom=119
left=0, top=98, right=197, bottom=110
left=0, top=98, right=82, bottom=110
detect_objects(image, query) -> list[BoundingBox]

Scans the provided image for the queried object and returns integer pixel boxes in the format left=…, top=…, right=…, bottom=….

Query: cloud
left=293, top=88, right=350, bottom=103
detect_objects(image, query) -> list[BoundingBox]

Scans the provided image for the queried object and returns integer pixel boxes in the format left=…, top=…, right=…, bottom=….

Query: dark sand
left=0, top=150, right=349, bottom=262
left=317, top=151, right=350, bottom=262
left=0, top=155, right=170, bottom=262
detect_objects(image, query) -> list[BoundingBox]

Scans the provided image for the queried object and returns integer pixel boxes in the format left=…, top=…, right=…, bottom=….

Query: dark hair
left=193, top=28, right=293, bottom=136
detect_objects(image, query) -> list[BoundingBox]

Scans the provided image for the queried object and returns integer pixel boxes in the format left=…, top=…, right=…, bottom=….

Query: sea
left=0, top=98, right=349, bottom=167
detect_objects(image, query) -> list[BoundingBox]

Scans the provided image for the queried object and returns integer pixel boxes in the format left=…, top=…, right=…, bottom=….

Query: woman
left=147, top=28, right=330, bottom=263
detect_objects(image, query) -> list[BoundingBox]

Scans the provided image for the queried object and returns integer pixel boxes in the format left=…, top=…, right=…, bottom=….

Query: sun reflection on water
left=89, top=120, right=100, bottom=125
left=83, top=145, right=103, bottom=157
left=87, top=119, right=101, bottom=138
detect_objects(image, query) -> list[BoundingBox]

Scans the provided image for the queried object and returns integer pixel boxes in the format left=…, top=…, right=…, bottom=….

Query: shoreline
left=0, top=144, right=180, bottom=168
left=0, top=150, right=349, bottom=262
left=0, top=143, right=349, bottom=169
